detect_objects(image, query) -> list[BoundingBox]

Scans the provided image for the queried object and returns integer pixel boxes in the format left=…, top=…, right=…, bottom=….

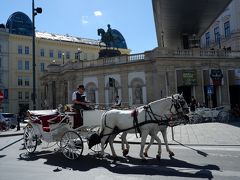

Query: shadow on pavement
left=0, top=137, right=23, bottom=151
left=228, top=121, right=240, bottom=128
left=18, top=150, right=219, bottom=179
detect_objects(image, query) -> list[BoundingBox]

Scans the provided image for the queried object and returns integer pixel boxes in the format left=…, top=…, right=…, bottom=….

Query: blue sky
left=0, top=0, right=158, bottom=54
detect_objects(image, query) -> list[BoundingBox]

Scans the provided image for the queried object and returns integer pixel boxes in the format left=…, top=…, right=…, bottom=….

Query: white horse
left=120, top=94, right=189, bottom=158
left=98, top=94, right=189, bottom=161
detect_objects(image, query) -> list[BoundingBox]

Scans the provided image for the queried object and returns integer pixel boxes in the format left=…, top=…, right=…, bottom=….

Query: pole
left=32, top=0, right=36, bottom=110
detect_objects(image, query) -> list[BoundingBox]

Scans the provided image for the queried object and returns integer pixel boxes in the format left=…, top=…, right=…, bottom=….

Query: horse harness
left=101, top=99, right=185, bottom=138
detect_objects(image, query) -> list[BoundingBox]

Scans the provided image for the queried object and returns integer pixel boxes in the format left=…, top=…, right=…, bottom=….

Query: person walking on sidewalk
left=190, top=96, right=197, bottom=112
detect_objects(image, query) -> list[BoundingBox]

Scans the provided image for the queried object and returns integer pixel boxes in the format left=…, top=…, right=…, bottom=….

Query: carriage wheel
left=60, top=131, right=83, bottom=160
left=23, top=124, right=38, bottom=153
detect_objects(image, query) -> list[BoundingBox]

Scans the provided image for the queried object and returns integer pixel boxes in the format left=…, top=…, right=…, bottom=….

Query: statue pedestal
left=99, top=49, right=121, bottom=58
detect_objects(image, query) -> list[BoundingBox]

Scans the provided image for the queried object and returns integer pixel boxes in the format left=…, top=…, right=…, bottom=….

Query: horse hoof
left=169, top=152, right=175, bottom=157
left=143, top=152, right=148, bottom=157
left=123, top=149, right=129, bottom=157
left=156, top=155, right=161, bottom=161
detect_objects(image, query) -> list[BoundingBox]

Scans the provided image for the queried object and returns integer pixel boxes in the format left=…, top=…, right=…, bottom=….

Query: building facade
left=41, top=49, right=240, bottom=109
left=201, top=0, right=240, bottom=51
left=0, top=12, right=130, bottom=114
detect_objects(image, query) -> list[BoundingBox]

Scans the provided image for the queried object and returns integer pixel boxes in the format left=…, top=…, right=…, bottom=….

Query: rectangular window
left=18, top=76, right=23, bottom=86
left=75, top=53, right=78, bottom=60
left=25, top=77, right=30, bottom=86
left=40, top=63, right=45, bottom=72
left=66, top=51, right=70, bottom=59
left=224, top=21, right=230, bottom=38
left=58, top=51, right=62, bottom=59
left=205, top=32, right=210, bottom=48
left=18, top=60, right=23, bottom=70
left=25, top=92, right=30, bottom=100
left=49, top=50, right=54, bottom=58
left=18, top=92, right=23, bottom=100
left=214, top=27, right=220, bottom=43
left=40, top=49, right=44, bottom=57
left=18, top=45, right=23, bottom=54
left=25, top=46, right=29, bottom=54
left=25, top=61, right=30, bottom=70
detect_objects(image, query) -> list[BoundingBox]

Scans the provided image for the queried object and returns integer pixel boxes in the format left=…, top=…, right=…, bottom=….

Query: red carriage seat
left=38, top=114, right=64, bottom=132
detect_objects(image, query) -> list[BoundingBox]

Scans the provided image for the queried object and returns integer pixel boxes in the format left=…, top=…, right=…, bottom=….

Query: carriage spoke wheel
left=60, top=131, right=83, bottom=160
left=23, top=124, right=37, bottom=153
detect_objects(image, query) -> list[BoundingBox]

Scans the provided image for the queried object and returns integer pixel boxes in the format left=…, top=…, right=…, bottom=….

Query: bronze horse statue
left=97, top=24, right=121, bottom=49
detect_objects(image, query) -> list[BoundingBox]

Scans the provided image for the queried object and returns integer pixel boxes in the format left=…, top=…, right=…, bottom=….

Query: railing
left=173, top=49, right=240, bottom=58
left=47, top=49, right=240, bottom=73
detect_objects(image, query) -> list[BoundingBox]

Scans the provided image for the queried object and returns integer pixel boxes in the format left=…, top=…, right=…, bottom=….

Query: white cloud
left=94, top=11, right=102, bottom=16
left=81, top=16, right=89, bottom=24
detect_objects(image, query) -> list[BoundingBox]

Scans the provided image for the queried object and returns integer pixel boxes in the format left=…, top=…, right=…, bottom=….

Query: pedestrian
left=112, top=95, right=122, bottom=108
left=190, top=96, right=197, bottom=112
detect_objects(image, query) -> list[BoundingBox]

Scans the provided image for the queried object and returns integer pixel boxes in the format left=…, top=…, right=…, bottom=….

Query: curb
left=0, top=132, right=24, bottom=137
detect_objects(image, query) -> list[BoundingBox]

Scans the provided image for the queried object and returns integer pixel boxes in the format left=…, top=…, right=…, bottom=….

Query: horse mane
left=148, top=94, right=180, bottom=106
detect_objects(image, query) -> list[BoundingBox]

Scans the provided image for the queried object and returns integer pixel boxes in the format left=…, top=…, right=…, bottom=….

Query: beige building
left=0, top=12, right=130, bottom=114
left=42, top=49, right=240, bottom=109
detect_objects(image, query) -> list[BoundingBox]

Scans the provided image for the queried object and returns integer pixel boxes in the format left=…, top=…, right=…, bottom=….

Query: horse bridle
left=170, top=96, right=188, bottom=115
left=143, top=97, right=185, bottom=123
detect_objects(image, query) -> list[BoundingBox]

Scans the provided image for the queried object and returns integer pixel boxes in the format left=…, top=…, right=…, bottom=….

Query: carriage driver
left=72, top=85, right=92, bottom=111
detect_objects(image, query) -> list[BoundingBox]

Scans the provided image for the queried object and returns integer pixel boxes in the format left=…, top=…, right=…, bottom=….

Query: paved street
left=0, top=122, right=240, bottom=179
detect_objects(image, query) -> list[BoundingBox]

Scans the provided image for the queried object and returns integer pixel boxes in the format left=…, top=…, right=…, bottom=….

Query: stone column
left=128, top=87, right=133, bottom=106
left=221, top=69, right=230, bottom=107
left=120, top=72, right=128, bottom=106
left=97, top=75, right=105, bottom=105
left=195, top=69, right=204, bottom=104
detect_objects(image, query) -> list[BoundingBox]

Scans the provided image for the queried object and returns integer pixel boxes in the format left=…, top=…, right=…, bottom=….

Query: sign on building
left=182, top=71, right=197, bottom=86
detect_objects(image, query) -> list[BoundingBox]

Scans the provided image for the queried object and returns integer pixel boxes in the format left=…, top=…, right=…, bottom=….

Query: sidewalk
left=1, top=122, right=240, bottom=146
left=0, top=123, right=26, bottom=137
left=115, top=122, right=240, bottom=146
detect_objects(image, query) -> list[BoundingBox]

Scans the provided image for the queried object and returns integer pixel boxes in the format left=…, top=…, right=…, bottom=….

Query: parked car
left=0, top=113, right=18, bottom=129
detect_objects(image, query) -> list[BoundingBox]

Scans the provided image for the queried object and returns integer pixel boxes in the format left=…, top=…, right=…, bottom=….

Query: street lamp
left=62, top=52, right=65, bottom=64
left=32, top=0, right=42, bottom=110
left=77, top=48, right=82, bottom=62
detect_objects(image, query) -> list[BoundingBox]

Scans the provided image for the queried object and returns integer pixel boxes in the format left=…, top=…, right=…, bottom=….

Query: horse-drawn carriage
left=23, top=94, right=189, bottom=161
left=188, top=106, right=230, bottom=124
left=23, top=107, right=105, bottom=159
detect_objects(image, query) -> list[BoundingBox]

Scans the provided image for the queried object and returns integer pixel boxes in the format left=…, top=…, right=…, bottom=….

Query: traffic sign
left=207, top=85, right=214, bottom=95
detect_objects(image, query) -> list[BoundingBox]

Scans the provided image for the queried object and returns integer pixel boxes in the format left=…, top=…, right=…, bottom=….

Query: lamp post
left=77, top=48, right=82, bottom=62
left=77, top=48, right=83, bottom=83
left=32, top=0, right=42, bottom=110
left=62, top=52, right=65, bottom=64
